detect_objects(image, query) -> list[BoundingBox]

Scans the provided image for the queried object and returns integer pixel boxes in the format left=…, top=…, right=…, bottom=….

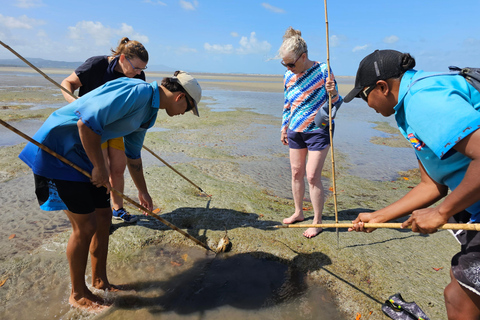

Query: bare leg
left=303, top=147, right=329, bottom=238
left=64, top=210, right=109, bottom=312
left=107, top=147, right=127, bottom=211
left=283, top=148, right=308, bottom=224
left=444, top=269, right=480, bottom=320
left=90, top=207, right=116, bottom=291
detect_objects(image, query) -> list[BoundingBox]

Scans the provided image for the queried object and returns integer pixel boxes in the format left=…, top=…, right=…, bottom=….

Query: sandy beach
left=0, top=68, right=459, bottom=320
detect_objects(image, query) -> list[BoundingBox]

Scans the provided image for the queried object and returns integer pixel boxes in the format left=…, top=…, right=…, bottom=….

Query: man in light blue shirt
left=19, top=71, right=202, bottom=312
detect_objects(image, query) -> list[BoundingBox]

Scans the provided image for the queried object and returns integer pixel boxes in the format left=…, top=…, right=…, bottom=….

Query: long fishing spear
left=275, top=223, right=480, bottom=231
left=323, top=0, right=340, bottom=244
left=0, top=118, right=213, bottom=252
left=0, top=40, right=210, bottom=197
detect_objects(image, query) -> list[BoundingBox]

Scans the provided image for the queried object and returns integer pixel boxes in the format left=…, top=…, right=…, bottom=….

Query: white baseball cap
left=174, top=70, right=202, bottom=117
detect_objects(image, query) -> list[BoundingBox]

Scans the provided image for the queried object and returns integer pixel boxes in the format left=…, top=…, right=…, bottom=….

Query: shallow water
left=0, top=245, right=345, bottom=320
left=102, top=246, right=344, bottom=320
left=203, top=88, right=417, bottom=182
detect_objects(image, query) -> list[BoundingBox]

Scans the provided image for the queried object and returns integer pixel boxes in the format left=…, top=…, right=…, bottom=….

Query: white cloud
left=143, top=0, right=167, bottom=5
left=204, top=43, right=234, bottom=54
left=179, top=0, right=198, bottom=10
left=330, top=35, right=340, bottom=47
left=204, top=32, right=271, bottom=55
left=353, top=45, right=368, bottom=52
left=230, top=32, right=239, bottom=37
left=14, top=0, right=44, bottom=8
left=0, top=14, right=45, bottom=29
left=383, top=35, right=399, bottom=44
left=176, top=46, right=197, bottom=54
left=237, top=32, right=271, bottom=54
left=261, top=3, right=285, bottom=13
left=67, top=21, right=149, bottom=47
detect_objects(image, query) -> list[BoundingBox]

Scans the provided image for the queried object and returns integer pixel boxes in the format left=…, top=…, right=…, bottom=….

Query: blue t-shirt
left=19, top=77, right=160, bottom=182
left=394, top=69, right=480, bottom=221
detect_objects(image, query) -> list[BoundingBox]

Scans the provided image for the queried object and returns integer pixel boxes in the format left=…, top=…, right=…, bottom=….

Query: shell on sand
left=216, top=230, right=231, bottom=253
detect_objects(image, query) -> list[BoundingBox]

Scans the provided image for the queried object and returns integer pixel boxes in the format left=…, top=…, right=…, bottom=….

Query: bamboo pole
left=0, top=119, right=212, bottom=252
left=324, top=0, right=339, bottom=240
left=275, top=223, right=480, bottom=231
left=0, top=40, right=208, bottom=196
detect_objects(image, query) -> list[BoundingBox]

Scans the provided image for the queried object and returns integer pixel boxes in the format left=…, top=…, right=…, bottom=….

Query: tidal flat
left=0, top=68, right=458, bottom=320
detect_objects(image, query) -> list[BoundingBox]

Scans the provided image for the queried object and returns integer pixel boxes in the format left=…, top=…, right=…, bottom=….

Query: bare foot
left=94, top=283, right=135, bottom=293
left=69, top=294, right=111, bottom=313
left=106, top=284, right=135, bottom=293
left=283, top=213, right=305, bottom=224
left=303, top=227, right=323, bottom=238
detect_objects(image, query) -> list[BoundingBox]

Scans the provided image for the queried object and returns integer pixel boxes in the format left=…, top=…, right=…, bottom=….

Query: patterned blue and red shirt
left=282, top=61, right=340, bottom=133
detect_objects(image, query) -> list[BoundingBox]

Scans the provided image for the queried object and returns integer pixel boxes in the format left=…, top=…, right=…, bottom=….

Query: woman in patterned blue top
left=279, top=27, right=342, bottom=238
left=345, top=49, right=480, bottom=319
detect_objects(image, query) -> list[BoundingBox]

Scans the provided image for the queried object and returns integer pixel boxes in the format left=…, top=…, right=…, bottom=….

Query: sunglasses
left=281, top=52, right=306, bottom=68
left=359, top=84, right=377, bottom=102
left=126, top=57, right=147, bottom=71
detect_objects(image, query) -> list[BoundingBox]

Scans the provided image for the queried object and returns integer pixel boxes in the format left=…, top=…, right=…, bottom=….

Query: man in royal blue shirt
left=19, top=71, right=201, bottom=312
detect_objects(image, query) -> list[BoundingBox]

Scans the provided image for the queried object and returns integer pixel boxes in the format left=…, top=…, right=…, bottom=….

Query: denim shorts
left=449, top=210, right=480, bottom=296
left=287, top=126, right=333, bottom=151
left=34, top=174, right=110, bottom=214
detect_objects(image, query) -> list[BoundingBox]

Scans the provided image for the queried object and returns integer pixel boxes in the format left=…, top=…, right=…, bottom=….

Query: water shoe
left=112, top=208, right=138, bottom=223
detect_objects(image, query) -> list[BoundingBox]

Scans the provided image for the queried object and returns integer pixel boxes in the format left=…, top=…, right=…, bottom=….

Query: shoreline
left=0, top=72, right=454, bottom=320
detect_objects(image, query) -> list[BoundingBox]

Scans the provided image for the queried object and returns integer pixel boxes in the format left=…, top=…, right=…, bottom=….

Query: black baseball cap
left=344, top=50, right=405, bottom=103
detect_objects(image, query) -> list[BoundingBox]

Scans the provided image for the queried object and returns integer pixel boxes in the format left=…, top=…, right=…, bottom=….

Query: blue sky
left=0, top=0, right=479, bottom=76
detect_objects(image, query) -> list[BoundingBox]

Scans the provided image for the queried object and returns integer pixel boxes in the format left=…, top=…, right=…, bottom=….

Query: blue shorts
left=287, top=126, right=333, bottom=151
left=450, top=210, right=480, bottom=296
left=34, top=174, right=110, bottom=214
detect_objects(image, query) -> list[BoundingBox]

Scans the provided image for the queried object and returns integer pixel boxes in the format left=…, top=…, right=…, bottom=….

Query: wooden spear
left=275, top=223, right=480, bottom=231
left=0, top=119, right=213, bottom=252
left=324, top=0, right=339, bottom=241
left=0, top=40, right=209, bottom=197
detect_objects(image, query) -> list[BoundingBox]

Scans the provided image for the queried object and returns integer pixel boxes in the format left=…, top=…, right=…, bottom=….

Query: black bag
left=449, top=66, right=480, bottom=93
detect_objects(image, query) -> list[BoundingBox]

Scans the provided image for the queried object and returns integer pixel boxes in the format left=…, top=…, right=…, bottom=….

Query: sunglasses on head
left=359, top=84, right=377, bottom=102
left=281, top=51, right=306, bottom=68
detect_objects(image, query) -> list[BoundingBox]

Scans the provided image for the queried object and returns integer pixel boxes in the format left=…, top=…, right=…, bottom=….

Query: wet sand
left=0, top=69, right=459, bottom=320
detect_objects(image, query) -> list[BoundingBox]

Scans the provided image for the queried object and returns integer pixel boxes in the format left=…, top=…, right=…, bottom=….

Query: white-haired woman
left=279, top=27, right=342, bottom=238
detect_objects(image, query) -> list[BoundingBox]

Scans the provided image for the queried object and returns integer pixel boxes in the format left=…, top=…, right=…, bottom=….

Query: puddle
left=1, top=245, right=345, bottom=320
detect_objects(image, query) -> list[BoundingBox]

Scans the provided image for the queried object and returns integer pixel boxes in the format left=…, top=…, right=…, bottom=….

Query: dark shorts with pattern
left=34, top=174, right=110, bottom=214
left=287, top=125, right=334, bottom=151
left=450, top=210, right=480, bottom=296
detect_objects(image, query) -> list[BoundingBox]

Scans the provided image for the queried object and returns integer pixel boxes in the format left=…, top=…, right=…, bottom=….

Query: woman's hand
left=281, top=131, right=288, bottom=145
left=325, top=77, right=337, bottom=96
left=138, top=191, right=153, bottom=216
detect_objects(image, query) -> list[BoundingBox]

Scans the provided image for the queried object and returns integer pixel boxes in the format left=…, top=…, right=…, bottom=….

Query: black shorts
left=34, top=174, right=110, bottom=214
left=449, top=210, right=480, bottom=296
